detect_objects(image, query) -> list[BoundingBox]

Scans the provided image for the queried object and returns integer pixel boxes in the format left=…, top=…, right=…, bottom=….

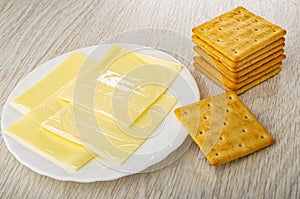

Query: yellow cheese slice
left=6, top=44, right=181, bottom=170
left=42, top=94, right=177, bottom=165
left=58, top=44, right=129, bottom=103
left=11, top=52, right=96, bottom=114
left=58, top=44, right=182, bottom=127
left=6, top=52, right=98, bottom=171
left=5, top=95, right=95, bottom=171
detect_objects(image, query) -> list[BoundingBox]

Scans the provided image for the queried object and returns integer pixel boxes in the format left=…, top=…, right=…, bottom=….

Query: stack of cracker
left=192, top=6, right=286, bottom=95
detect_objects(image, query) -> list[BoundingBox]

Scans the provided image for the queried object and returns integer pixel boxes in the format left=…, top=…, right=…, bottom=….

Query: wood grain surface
left=0, top=0, right=299, bottom=198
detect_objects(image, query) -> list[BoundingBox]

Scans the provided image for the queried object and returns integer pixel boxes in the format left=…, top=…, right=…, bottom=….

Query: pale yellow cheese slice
left=42, top=94, right=177, bottom=165
left=11, top=52, right=97, bottom=114
left=5, top=95, right=95, bottom=171
left=6, top=52, right=97, bottom=171
left=58, top=44, right=182, bottom=127
left=6, top=44, right=181, bottom=170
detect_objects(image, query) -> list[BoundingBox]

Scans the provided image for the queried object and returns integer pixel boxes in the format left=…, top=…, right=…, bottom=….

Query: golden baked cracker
left=174, top=91, right=275, bottom=166
left=194, top=58, right=282, bottom=89
left=192, top=6, right=286, bottom=63
left=193, top=62, right=282, bottom=95
left=194, top=54, right=285, bottom=83
left=194, top=50, right=285, bottom=81
left=192, top=35, right=285, bottom=70
left=194, top=45, right=285, bottom=77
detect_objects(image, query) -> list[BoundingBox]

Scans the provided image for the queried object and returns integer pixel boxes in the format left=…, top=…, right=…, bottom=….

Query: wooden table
left=1, top=0, right=299, bottom=198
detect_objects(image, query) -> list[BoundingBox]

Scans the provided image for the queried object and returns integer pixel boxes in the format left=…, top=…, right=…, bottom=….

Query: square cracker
left=193, top=62, right=282, bottom=95
left=193, top=54, right=285, bottom=84
left=192, top=35, right=285, bottom=70
left=192, top=6, right=286, bottom=63
left=193, top=44, right=285, bottom=77
left=193, top=58, right=282, bottom=90
left=174, top=91, right=274, bottom=166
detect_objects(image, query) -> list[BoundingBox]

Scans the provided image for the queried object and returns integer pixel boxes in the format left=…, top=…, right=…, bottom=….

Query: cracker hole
left=216, top=39, right=221, bottom=42
left=219, top=137, right=223, bottom=140
left=207, top=103, right=211, bottom=107
left=236, top=28, right=240, bottom=30
left=183, top=111, right=188, bottom=115
left=244, top=115, right=248, bottom=119
left=229, top=96, right=233, bottom=100
left=255, top=28, right=259, bottom=31
left=218, top=28, right=222, bottom=30
left=238, top=143, right=243, bottom=147
left=237, top=10, right=241, bottom=14
left=226, top=109, right=230, bottom=112
left=215, top=153, right=219, bottom=156
left=234, top=51, right=238, bottom=54
left=223, top=122, right=226, bottom=126
left=199, top=131, right=203, bottom=135
left=261, top=135, right=264, bottom=139
left=254, top=39, right=258, bottom=42
left=204, top=116, right=207, bottom=120
left=242, top=129, right=246, bottom=133
left=235, top=38, right=239, bottom=41
left=255, top=19, right=258, bottom=22
left=200, top=28, right=204, bottom=31
left=273, top=29, right=277, bottom=32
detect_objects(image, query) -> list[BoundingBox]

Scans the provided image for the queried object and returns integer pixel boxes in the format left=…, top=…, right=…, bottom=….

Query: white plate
left=1, top=44, right=199, bottom=182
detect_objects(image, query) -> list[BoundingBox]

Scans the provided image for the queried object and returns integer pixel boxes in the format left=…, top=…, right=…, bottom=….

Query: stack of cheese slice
left=5, top=44, right=182, bottom=171
left=192, top=6, right=286, bottom=95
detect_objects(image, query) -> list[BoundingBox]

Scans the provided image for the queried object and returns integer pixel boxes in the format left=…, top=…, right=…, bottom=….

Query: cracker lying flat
left=174, top=91, right=274, bottom=166
left=192, top=6, right=286, bottom=63
left=192, top=35, right=285, bottom=70
left=194, top=62, right=282, bottom=95
left=193, top=55, right=285, bottom=85
left=194, top=45, right=285, bottom=80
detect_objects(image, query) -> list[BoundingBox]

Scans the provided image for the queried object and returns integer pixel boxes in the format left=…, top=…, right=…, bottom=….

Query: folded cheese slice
left=58, top=44, right=182, bottom=127
left=11, top=52, right=96, bottom=114
left=42, top=94, right=177, bottom=165
left=5, top=95, right=95, bottom=171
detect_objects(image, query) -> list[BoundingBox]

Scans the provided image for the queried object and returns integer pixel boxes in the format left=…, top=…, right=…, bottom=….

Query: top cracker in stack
left=192, top=6, right=286, bottom=94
